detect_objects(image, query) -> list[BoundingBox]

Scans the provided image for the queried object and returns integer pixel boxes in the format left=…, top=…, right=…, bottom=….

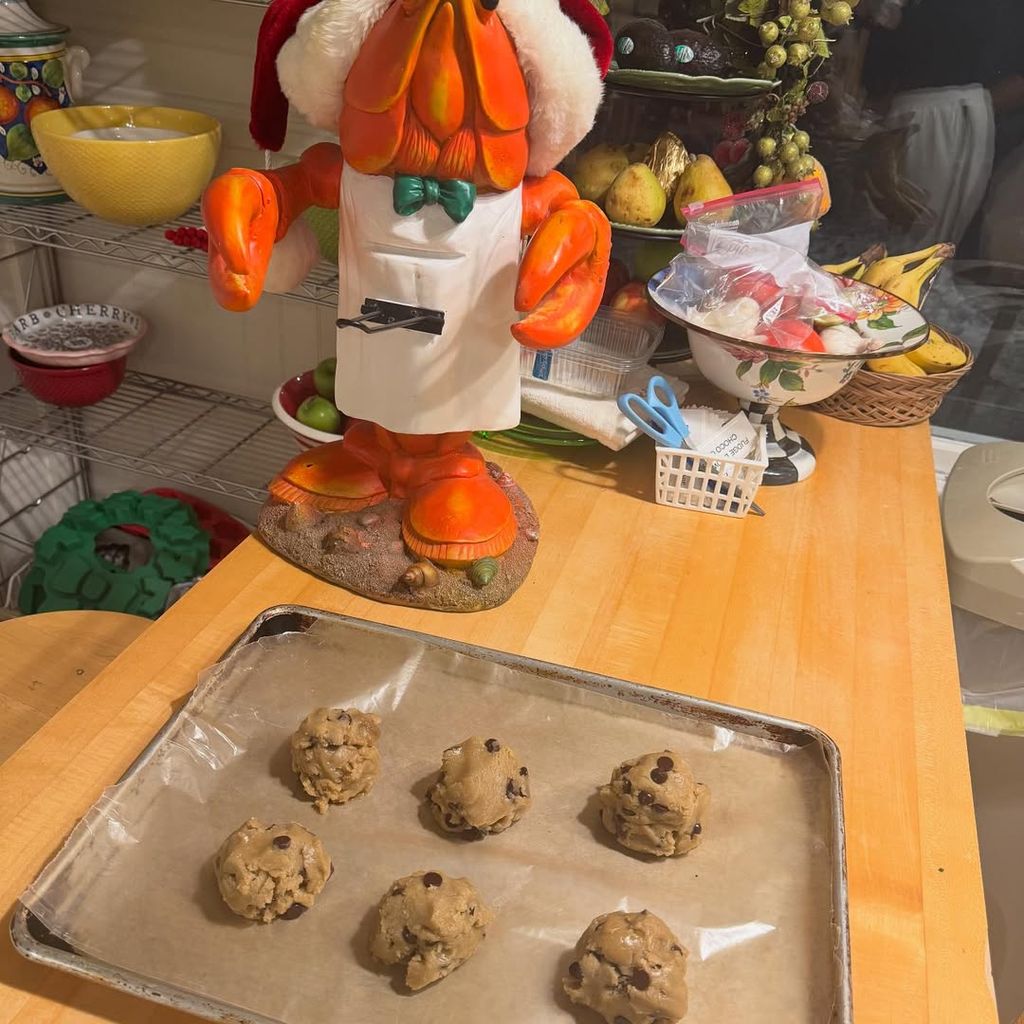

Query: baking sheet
left=20, top=611, right=844, bottom=1023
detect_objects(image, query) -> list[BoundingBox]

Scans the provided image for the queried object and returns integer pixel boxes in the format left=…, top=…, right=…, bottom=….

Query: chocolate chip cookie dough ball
left=563, top=910, right=689, bottom=1024
left=214, top=818, right=332, bottom=923
left=290, top=707, right=381, bottom=813
left=369, top=870, right=494, bottom=990
left=599, top=751, right=708, bottom=857
left=427, top=736, right=531, bottom=837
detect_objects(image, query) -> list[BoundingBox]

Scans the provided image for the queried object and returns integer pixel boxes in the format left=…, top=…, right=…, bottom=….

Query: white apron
left=335, top=164, right=523, bottom=434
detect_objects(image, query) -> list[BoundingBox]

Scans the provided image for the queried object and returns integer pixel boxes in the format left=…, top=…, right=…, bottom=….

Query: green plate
left=609, top=221, right=684, bottom=239
left=606, top=68, right=777, bottom=98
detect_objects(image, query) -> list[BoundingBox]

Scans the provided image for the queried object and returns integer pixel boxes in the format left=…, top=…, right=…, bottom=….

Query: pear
left=572, top=144, right=630, bottom=203
left=604, top=163, right=667, bottom=228
left=672, top=154, right=733, bottom=225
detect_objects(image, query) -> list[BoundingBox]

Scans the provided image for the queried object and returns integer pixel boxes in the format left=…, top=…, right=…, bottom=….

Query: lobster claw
left=512, top=199, right=611, bottom=349
left=202, top=169, right=280, bottom=312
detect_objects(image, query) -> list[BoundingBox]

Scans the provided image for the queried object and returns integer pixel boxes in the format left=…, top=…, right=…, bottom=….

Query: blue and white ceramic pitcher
left=0, top=0, right=89, bottom=203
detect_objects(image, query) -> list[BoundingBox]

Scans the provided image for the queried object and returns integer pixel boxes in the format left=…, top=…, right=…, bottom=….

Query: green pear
left=572, top=144, right=630, bottom=203
left=604, top=163, right=667, bottom=228
left=672, top=154, right=733, bottom=225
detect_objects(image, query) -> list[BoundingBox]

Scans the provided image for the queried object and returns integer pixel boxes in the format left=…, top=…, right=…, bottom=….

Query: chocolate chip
left=649, top=768, right=668, bottom=784
left=402, top=927, right=416, bottom=944
left=631, top=968, right=651, bottom=991
left=423, top=872, right=443, bottom=888
left=657, top=756, right=674, bottom=771
left=638, top=790, right=654, bottom=806
left=568, top=960, right=583, bottom=980
left=281, top=903, right=306, bottom=920
left=300, top=867, right=309, bottom=885
left=652, top=803, right=669, bottom=813
left=519, top=766, right=528, bottom=776
left=622, top=779, right=632, bottom=794
left=272, top=835, right=291, bottom=849
left=485, top=738, right=500, bottom=753
left=506, top=779, right=516, bottom=799
left=691, top=823, right=702, bottom=836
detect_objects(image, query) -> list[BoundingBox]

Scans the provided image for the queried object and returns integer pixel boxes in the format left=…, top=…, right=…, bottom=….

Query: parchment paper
left=23, top=618, right=838, bottom=1022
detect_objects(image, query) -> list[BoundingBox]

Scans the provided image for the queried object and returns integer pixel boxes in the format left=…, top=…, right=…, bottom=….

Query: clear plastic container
left=519, top=306, right=665, bottom=398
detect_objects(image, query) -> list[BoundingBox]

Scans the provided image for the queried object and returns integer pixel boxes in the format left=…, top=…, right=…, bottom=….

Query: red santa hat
left=250, top=0, right=612, bottom=176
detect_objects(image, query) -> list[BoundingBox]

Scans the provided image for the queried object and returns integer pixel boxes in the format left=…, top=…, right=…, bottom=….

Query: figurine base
left=257, top=463, right=539, bottom=612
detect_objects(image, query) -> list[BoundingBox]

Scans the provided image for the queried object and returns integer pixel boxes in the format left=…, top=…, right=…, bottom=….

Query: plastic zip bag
left=681, top=180, right=824, bottom=256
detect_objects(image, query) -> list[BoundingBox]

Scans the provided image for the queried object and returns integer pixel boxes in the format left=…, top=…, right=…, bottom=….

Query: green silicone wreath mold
left=19, top=491, right=211, bottom=618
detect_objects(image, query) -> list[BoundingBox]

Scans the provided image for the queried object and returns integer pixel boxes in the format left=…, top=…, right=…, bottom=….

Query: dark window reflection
left=807, top=0, right=1024, bottom=438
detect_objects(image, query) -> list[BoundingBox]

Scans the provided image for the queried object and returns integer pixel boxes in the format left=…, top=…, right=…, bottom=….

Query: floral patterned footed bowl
left=648, top=270, right=929, bottom=484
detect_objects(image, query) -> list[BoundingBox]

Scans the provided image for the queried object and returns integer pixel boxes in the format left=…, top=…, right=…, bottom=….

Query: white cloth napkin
left=520, top=368, right=690, bottom=451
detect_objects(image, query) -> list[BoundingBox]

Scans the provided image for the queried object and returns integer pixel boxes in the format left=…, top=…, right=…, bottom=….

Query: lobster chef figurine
left=204, top=0, right=613, bottom=609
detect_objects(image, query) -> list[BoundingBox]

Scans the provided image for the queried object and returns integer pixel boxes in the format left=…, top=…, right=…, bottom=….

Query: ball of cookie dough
left=369, top=870, right=494, bottom=990
left=598, top=751, right=708, bottom=857
left=563, top=910, right=689, bottom=1024
left=427, top=736, right=531, bottom=837
left=214, top=818, right=332, bottom=923
left=290, top=707, right=382, bottom=813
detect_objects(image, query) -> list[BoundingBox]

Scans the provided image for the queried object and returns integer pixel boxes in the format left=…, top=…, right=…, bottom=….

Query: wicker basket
left=811, top=328, right=974, bottom=427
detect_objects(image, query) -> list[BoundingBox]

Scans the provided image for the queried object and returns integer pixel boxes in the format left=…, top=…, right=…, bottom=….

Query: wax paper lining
left=21, top=618, right=839, bottom=1022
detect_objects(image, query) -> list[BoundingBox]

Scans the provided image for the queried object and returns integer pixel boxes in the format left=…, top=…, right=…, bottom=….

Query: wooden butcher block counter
left=0, top=409, right=996, bottom=1023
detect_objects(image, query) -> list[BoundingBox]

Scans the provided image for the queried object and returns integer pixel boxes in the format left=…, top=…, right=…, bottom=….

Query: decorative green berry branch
left=698, top=0, right=857, bottom=188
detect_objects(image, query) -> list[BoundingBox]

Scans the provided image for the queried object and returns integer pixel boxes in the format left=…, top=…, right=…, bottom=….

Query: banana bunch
left=867, top=328, right=967, bottom=376
left=821, top=242, right=887, bottom=280
left=859, top=242, right=956, bottom=305
left=824, top=242, right=967, bottom=377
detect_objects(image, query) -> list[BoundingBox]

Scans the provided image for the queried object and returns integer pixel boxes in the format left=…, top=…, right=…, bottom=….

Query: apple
left=610, top=281, right=665, bottom=325
left=602, top=258, right=631, bottom=305
left=313, top=356, right=337, bottom=399
left=297, top=395, right=343, bottom=433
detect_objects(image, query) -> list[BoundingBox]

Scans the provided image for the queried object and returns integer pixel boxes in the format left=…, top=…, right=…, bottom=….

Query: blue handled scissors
left=617, top=375, right=690, bottom=448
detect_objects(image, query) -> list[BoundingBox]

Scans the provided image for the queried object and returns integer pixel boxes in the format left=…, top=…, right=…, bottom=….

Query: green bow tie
left=393, top=174, right=476, bottom=223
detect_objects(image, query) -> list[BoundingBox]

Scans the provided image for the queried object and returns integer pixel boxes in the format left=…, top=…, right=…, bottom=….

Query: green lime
left=5, top=123, right=38, bottom=161
left=41, top=60, right=64, bottom=89
left=297, top=395, right=342, bottom=434
left=313, top=356, right=337, bottom=399
left=8, top=62, right=28, bottom=81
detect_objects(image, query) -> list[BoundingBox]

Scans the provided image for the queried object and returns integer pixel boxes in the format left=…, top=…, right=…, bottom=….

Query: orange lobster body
left=340, top=0, right=530, bottom=190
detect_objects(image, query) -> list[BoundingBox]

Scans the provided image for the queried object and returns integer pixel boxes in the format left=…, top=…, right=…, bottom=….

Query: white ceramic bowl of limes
left=272, top=362, right=346, bottom=449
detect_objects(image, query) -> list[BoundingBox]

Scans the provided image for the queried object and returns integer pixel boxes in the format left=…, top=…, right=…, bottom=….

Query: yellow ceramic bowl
left=31, top=105, right=222, bottom=227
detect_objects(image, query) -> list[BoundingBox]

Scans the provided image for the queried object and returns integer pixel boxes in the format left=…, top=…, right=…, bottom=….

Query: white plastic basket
left=655, top=430, right=768, bottom=518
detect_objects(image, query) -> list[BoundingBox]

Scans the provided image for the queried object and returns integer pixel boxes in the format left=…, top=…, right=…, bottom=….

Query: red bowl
left=272, top=370, right=347, bottom=449
left=10, top=349, right=126, bottom=407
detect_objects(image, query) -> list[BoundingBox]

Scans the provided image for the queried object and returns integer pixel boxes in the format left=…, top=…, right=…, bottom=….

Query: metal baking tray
left=12, top=605, right=851, bottom=1022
